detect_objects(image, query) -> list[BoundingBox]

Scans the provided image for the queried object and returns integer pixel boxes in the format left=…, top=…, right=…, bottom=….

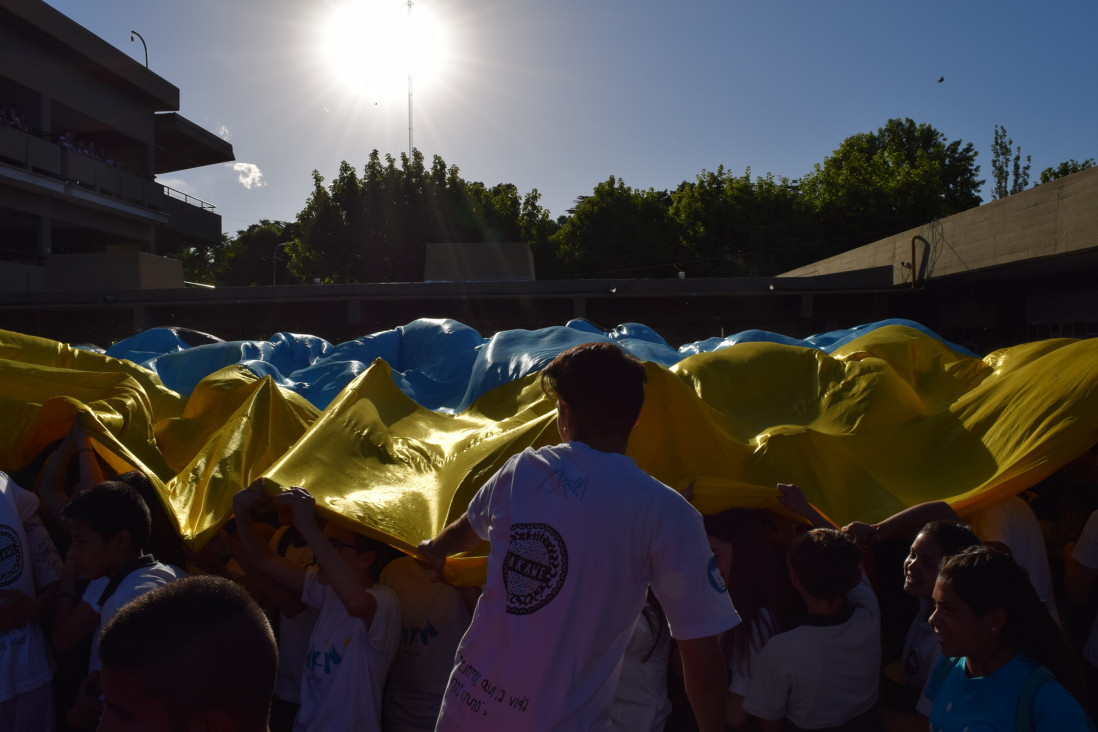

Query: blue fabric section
left=104, top=317, right=977, bottom=412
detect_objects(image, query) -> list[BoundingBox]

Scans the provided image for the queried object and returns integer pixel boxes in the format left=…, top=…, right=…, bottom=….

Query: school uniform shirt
left=923, top=654, right=1094, bottom=731
left=0, top=473, right=56, bottom=703
left=743, top=575, right=881, bottom=729
left=381, top=555, right=473, bottom=732
left=436, top=442, right=740, bottom=731
left=1071, top=510, right=1098, bottom=668
left=293, top=570, right=400, bottom=732
left=82, top=557, right=185, bottom=672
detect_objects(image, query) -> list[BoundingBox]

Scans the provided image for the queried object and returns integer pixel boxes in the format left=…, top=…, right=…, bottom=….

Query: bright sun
left=322, top=0, right=446, bottom=102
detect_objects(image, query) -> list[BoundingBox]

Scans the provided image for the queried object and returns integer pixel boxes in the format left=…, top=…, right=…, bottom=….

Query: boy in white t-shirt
left=233, top=481, right=400, bottom=732
left=744, top=528, right=881, bottom=732
left=420, top=342, right=739, bottom=731
left=52, top=479, right=185, bottom=726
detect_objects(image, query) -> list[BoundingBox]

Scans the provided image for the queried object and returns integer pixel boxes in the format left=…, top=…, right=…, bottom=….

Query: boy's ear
left=787, top=563, right=802, bottom=592
left=108, top=528, right=134, bottom=554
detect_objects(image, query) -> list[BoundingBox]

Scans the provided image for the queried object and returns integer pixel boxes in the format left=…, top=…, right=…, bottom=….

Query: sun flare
left=321, top=0, right=446, bottom=102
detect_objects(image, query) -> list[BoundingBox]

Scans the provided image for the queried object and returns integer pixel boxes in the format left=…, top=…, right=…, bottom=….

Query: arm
left=218, top=530, right=308, bottom=618
left=677, top=634, right=729, bottom=732
left=276, top=487, right=378, bottom=625
left=778, top=483, right=837, bottom=529
left=51, top=552, right=99, bottom=652
left=842, top=501, right=958, bottom=545
left=232, top=481, right=307, bottom=594
left=417, top=513, right=481, bottom=575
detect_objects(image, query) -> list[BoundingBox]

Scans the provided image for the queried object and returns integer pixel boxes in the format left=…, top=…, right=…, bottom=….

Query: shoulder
left=1031, top=673, right=1093, bottom=730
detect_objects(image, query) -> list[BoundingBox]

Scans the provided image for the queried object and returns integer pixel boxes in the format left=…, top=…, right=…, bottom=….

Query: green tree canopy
left=991, top=124, right=1031, bottom=199
left=800, top=118, right=983, bottom=254
left=1038, top=158, right=1095, bottom=185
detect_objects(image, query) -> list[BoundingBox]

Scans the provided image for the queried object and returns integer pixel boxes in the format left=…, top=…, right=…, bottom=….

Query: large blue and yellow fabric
left=2, top=319, right=1096, bottom=581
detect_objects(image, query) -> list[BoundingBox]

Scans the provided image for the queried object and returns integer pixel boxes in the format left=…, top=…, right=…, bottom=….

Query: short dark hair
left=99, top=576, right=277, bottom=729
left=789, top=528, right=862, bottom=602
left=62, top=480, right=152, bottom=550
left=917, top=519, right=980, bottom=559
left=539, top=342, right=646, bottom=438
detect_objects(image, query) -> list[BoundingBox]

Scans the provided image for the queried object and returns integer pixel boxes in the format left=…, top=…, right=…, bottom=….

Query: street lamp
left=129, top=30, right=148, bottom=68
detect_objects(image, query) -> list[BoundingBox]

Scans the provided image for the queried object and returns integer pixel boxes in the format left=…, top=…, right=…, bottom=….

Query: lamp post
left=129, top=30, right=148, bottom=68
left=273, top=242, right=290, bottom=286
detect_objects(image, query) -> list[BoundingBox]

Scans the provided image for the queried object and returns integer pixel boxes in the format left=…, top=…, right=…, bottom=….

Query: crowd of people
left=1, top=102, right=118, bottom=169
left=1, top=105, right=31, bottom=133
left=1, top=341, right=1097, bottom=731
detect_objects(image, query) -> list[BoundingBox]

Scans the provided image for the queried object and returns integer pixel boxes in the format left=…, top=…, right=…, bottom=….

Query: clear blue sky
left=47, top=0, right=1098, bottom=236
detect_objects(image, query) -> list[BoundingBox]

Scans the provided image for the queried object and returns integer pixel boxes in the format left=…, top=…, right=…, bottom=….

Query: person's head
left=788, top=528, right=862, bottom=605
left=320, top=521, right=390, bottom=584
left=539, top=342, right=646, bottom=449
left=98, top=576, right=277, bottom=732
left=62, top=480, right=152, bottom=578
left=930, top=544, right=1070, bottom=678
left=903, top=520, right=980, bottom=598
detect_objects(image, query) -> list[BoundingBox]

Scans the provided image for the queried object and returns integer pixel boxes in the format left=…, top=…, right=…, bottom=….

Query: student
left=744, top=528, right=881, bottom=732
left=0, top=471, right=63, bottom=730
left=419, top=342, right=739, bottom=731
left=703, top=508, right=794, bottom=731
left=97, top=575, right=277, bottom=732
left=923, top=545, right=1094, bottom=731
left=380, top=554, right=478, bottom=732
left=232, top=481, right=400, bottom=732
left=52, top=479, right=185, bottom=725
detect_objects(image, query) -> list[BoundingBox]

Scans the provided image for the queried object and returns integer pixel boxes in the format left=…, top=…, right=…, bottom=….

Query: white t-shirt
left=728, top=608, right=777, bottom=697
left=293, top=570, right=400, bottom=732
left=902, top=597, right=939, bottom=691
left=969, top=496, right=1060, bottom=622
left=82, top=556, right=185, bottom=672
left=743, top=575, right=881, bottom=729
left=269, top=525, right=319, bottom=704
left=381, top=556, right=474, bottom=732
left=0, top=473, right=57, bottom=702
left=436, top=442, right=740, bottom=731
left=1071, top=509, right=1098, bottom=667
left=610, top=606, right=672, bottom=731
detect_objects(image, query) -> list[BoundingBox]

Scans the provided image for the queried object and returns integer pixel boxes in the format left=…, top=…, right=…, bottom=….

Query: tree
left=799, top=118, right=983, bottom=257
left=991, top=124, right=1031, bottom=199
left=1038, top=158, right=1095, bottom=185
left=670, top=166, right=816, bottom=276
left=548, top=177, right=684, bottom=278
left=218, top=221, right=295, bottom=287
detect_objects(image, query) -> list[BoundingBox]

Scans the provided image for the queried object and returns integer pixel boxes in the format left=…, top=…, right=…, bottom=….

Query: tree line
left=178, top=119, right=1093, bottom=286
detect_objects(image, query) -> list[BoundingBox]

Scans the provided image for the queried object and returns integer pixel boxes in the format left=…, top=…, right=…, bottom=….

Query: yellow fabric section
left=2, top=326, right=1096, bottom=587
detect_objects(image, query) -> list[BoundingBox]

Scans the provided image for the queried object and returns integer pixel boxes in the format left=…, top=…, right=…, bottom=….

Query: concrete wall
left=44, top=252, right=183, bottom=291
left=783, top=166, right=1098, bottom=284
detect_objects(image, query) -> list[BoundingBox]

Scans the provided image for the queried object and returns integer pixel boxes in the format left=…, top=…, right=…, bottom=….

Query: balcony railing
left=162, top=185, right=216, bottom=210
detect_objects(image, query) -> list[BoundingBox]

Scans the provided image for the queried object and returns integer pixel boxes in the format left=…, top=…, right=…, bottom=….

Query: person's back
left=422, top=343, right=739, bottom=731
left=381, top=555, right=476, bottom=731
left=744, top=529, right=881, bottom=731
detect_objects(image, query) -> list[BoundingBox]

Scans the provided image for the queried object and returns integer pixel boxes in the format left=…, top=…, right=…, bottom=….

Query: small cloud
left=227, top=162, right=266, bottom=189
left=217, top=124, right=231, bottom=140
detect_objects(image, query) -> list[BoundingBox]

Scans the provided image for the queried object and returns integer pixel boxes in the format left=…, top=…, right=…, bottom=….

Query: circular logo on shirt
left=503, top=523, right=568, bottom=615
left=0, top=525, right=24, bottom=587
left=707, top=555, right=727, bottom=593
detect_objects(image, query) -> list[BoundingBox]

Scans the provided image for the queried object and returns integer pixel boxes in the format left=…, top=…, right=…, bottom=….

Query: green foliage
left=287, top=150, right=558, bottom=284
left=549, top=177, right=684, bottom=278
left=670, top=166, right=816, bottom=276
left=217, top=118, right=989, bottom=283
left=1038, top=158, right=1095, bottom=185
left=800, top=118, right=983, bottom=255
left=991, top=124, right=1031, bottom=199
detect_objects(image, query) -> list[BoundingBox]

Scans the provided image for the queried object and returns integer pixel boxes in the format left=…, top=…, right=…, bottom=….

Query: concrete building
left=0, top=0, right=232, bottom=293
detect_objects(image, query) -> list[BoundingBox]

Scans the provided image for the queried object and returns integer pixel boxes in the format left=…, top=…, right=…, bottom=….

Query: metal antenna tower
left=407, top=0, right=413, bottom=160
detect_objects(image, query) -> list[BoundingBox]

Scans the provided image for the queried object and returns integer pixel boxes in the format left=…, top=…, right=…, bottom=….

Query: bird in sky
left=937, top=76, right=945, bottom=83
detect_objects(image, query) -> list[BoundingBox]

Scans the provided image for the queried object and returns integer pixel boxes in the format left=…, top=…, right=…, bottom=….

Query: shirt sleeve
left=1072, top=511, right=1098, bottom=569
left=648, top=496, right=740, bottom=641
left=300, top=567, right=325, bottom=609
left=466, top=453, right=521, bottom=540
